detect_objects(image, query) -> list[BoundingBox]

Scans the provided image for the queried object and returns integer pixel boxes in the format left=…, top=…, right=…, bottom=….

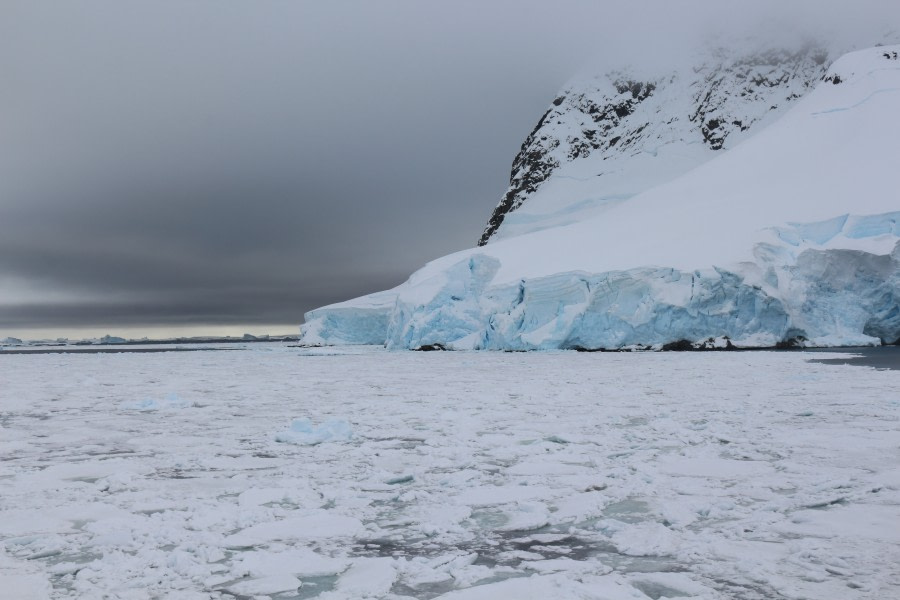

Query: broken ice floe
left=275, top=418, right=353, bottom=445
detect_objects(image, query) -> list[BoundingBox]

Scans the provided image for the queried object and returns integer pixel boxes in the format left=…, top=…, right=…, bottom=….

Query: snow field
left=0, top=344, right=899, bottom=599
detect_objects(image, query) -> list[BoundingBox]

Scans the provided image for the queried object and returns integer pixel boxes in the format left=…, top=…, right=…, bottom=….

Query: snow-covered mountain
left=479, top=43, right=832, bottom=245
left=301, top=44, right=900, bottom=350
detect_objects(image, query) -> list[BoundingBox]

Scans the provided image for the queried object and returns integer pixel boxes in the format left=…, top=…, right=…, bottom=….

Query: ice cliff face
left=378, top=214, right=900, bottom=351
left=301, top=45, right=900, bottom=350
left=479, top=44, right=831, bottom=244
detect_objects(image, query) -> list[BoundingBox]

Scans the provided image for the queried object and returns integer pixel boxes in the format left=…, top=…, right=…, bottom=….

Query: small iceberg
left=275, top=418, right=353, bottom=445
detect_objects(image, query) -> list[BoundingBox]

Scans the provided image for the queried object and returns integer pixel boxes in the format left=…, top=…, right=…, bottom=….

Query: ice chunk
left=432, top=572, right=638, bottom=599
left=494, top=502, right=550, bottom=532
left=275, top=418, right=353, bottom=445
left=119, top=393, right=194, bottom=411
left=600, top=521, right=679, bottom=557
left=231, top=548, right=348, bottom=578
left=331, top=558, right=397, bottom=598
left=222, top=512, right=364, bottom=547
left=226, top=574, right=301, bottom=596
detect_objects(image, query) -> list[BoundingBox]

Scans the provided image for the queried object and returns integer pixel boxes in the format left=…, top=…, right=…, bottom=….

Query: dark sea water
left=805, top=345, right=900, bottom=370
left=3, top=344, right=900, bottom=370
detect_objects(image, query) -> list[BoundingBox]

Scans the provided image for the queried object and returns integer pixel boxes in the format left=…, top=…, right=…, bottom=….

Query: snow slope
left=301, top=46, right=900, bottom=350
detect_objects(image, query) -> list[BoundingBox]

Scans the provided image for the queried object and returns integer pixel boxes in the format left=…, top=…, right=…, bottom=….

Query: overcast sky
left=1, top=1, right=895, bottom=338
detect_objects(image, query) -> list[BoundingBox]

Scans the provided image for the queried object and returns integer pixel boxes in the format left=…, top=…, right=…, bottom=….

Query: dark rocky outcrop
left=478, top=45, right=831, bottom=246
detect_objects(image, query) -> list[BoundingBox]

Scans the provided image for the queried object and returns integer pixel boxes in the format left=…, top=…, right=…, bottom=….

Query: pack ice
left=302, top=46, right=900, bottom=350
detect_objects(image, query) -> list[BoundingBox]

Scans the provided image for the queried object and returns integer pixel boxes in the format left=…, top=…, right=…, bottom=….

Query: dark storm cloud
left=0, top=1, right=896, bottom=333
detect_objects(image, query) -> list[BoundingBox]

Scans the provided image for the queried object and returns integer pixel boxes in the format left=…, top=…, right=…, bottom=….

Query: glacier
left=301, top=45, right=900, bottom=350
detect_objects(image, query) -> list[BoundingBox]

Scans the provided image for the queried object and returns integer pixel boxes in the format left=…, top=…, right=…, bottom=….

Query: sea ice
left=1, top=344, right=898, bottom=598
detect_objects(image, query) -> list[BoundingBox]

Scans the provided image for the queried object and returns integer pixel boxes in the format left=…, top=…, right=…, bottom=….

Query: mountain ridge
left=479, top=43, right=833, bottom=244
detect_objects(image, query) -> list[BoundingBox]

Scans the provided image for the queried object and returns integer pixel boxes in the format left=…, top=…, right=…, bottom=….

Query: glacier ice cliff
left=301, top=288, right=397, bottom=346
left=304, top=214, right=900, bottom=350
left=301, top=45, right=900, bottom=350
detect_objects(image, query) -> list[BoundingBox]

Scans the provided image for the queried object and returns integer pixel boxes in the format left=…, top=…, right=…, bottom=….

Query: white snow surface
left=301, top=46, right=900, bottom=350
left=1, top=343, right=899, bottom=598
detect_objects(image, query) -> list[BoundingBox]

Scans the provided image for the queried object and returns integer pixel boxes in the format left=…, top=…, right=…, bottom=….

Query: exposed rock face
left=478, top=45, right=831, bottom=245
